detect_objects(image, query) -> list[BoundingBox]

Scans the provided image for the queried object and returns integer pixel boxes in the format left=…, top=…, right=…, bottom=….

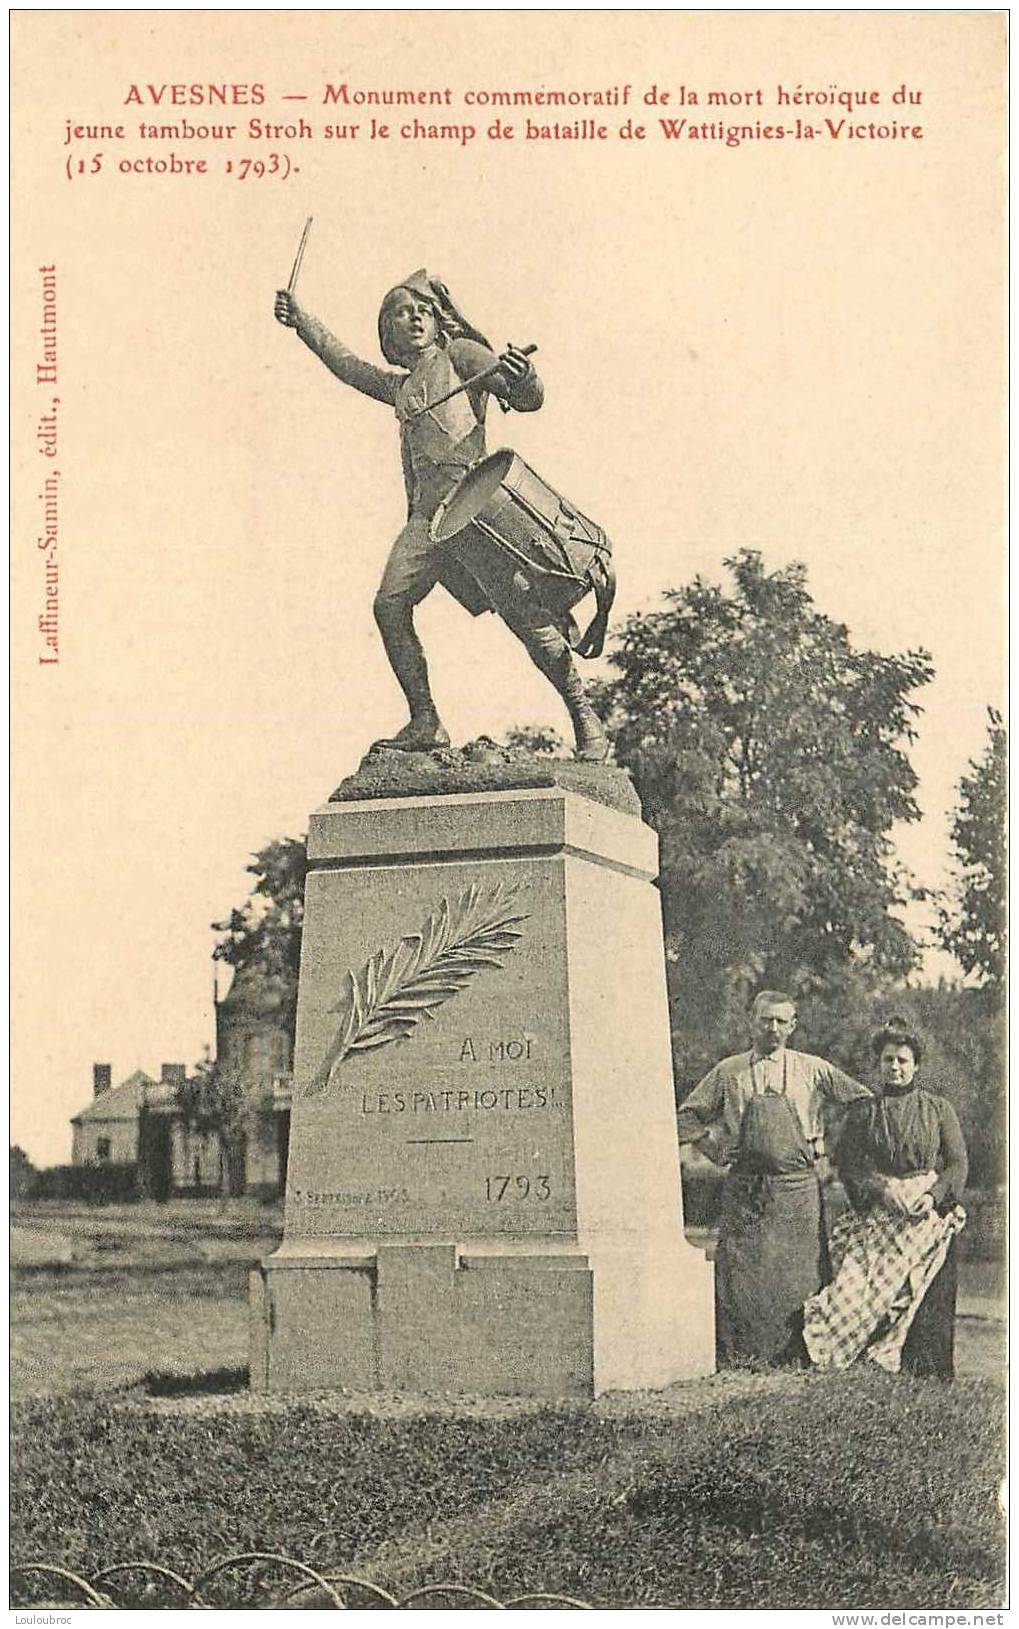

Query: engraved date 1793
left=485, top=1174, right=551, bottom=1201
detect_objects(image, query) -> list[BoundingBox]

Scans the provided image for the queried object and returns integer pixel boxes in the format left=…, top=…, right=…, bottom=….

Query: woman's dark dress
left=836, top=1085, right=968, bottom=1378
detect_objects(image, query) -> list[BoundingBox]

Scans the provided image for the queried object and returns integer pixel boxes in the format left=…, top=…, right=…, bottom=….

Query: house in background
left=68, top=966, right=294, bottom=1200
left=71, top=1062, right=220, bottom=1198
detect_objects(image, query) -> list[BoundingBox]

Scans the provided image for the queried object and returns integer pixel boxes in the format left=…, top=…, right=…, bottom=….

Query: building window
left=96, top=1136, right=111, bottom=1162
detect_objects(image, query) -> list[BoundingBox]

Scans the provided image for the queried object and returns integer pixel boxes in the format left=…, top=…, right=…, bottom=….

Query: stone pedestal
left=251, top=779, right=714, bottom=1396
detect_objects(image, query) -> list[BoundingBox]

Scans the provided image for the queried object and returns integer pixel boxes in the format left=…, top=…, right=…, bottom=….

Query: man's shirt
left=676, top=1048, right=870, bottom=1169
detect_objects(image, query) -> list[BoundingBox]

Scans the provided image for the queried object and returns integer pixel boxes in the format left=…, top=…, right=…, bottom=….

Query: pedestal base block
left=252, top=1243, right=594, bottom=1397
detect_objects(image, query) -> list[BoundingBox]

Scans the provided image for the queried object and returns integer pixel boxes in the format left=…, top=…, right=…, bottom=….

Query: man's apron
left=715, top=1090, right=827, bottom=1366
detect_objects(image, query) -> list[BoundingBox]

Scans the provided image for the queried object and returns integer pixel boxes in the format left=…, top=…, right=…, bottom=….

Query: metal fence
left=11, top=1552, right=595, bottom=1609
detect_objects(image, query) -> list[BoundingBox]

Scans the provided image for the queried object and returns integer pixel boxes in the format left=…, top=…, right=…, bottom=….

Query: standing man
left=677, top=990, right=869, bottom=1367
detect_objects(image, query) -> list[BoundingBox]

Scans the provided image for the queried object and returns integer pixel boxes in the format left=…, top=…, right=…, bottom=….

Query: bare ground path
left=10, top=1201, right=1005, bottom=1398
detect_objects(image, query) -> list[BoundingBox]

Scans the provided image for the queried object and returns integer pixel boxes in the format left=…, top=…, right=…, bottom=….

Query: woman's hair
left=870, top=1014, right=923, bottom=1065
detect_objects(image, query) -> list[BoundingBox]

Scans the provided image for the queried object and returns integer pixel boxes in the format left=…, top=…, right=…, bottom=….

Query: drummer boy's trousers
left=373, top=505, right=586, bottom=722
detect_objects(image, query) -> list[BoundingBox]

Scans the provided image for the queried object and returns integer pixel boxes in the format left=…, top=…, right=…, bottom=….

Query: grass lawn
left=10, top=1372, right=1006, bottom=1610
left=10, top=1215, right=1007, bottom=1610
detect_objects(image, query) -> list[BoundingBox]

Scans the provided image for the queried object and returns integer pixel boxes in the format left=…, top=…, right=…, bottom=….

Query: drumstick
left=286, top=217, right=314, bottom=295
left=405, top=344, right=537, bottom=420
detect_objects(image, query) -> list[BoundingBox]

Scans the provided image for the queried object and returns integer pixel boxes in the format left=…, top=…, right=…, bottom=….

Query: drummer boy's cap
left=378, top=270, right=492, bottom=362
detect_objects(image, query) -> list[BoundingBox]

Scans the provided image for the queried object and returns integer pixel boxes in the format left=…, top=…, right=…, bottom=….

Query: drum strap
left=574, top=552, right=616, bottom=659
left=467, top=512, right=615, bottom=658
left=500, top=483, right=616, bottom=657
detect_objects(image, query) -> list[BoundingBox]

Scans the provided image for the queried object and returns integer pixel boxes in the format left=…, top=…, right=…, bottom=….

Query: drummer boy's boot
left=375, top=714, right=452, bottom=752
left=566, top=692, right=611, bottom=763
left=516, top=620, right=611, bottom=764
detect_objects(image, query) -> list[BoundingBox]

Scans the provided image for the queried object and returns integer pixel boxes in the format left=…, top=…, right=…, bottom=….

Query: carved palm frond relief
left=304, top=882, right=528, bottom=1097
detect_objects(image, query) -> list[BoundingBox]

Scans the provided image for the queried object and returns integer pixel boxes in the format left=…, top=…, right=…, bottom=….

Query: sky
left=11, top=11, right=1006, bottom=1165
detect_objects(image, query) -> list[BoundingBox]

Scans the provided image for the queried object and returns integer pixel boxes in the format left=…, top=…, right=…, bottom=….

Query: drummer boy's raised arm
left=274, top=291, right=403, bottom=406
left=450, top=337, right=544, bottom=413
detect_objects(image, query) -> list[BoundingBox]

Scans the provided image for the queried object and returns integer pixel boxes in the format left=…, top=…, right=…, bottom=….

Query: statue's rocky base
left=329, top=738, right=641, bottom=816
left=251, top=752, right=714, bottom=1397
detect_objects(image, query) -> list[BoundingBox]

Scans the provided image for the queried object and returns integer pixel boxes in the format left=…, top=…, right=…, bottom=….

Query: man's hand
left=275, top=289, right=302, bottom=328
left=680, top=1135, right=728, bottom=1170
left=499, top=343, right=533, bottom=381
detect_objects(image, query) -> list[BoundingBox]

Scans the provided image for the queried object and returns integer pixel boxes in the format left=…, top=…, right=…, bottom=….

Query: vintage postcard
left=11, top=10, right=1006, bottom=1614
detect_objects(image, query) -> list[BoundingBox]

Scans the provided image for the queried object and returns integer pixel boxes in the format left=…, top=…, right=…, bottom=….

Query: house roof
left=217, top=964, right=289, bottom=1017
left=71, top=1069, right=160, bottom=1123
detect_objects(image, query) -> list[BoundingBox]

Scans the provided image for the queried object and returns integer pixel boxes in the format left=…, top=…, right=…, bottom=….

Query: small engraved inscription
left=291, top=1184, right=410, bottom=1208
left=490, top=1038, right=533, bottom=1061
left=360, top=1085, right=555, bottom=1115
left=458, top=1036, right=535, bottom=1063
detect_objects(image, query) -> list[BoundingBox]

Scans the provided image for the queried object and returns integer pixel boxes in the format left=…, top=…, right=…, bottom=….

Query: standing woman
left=804, top=1017, right=968, bottom=1378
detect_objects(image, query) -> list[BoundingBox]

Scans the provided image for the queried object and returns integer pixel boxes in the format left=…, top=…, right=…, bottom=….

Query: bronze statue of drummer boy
left=273, top=270, right=610, bottom=761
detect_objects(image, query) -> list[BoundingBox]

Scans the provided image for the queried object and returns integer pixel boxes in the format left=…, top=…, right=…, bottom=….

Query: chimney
left=161, top=1063, right=187, bottom=1088
left=93, top=1063, right=112, bottom=1097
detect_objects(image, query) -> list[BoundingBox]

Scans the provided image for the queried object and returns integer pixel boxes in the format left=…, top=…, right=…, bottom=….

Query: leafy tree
left=212, top=837, right=307, bottom=1035
left=939, top=709, right=1006, bottom=989
left=502, top=723, right=568, bottom=757
left=928, top=711, right=1007, bottom=1188
left=208, top=840, right=306, bottom=1196
left=591, top=550, right=934, bottom=1086
left=9, top=1145, right=37, bottom=1200
left=210, top=557, right=936, bottom=1112
left=174, top=1048, right=248, bottom=1199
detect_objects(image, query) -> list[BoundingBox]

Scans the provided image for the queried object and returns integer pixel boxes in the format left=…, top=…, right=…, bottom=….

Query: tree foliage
left=939, top=709, right=1006, bottom=989
left=208, top=556, right=939, bottom=1121
left=9, top=1145, right=37, bottom=1199
left=173, top=1048, right=249, bottom=1198
left=175, top=1049, right=238, bottom=1135
left=212, top=837, right=307, bottom=1032
left=502, top=723, right=568, bottom=757
left=591, top=550, right=934, bottom=1084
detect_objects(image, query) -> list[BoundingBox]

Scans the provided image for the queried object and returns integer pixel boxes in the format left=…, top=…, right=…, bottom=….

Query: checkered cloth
left=803, top=1181, right=966, bottom=1373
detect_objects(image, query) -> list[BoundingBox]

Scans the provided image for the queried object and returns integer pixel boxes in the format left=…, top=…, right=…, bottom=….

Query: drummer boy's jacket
left=295, top=312, right=543, bottom=514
